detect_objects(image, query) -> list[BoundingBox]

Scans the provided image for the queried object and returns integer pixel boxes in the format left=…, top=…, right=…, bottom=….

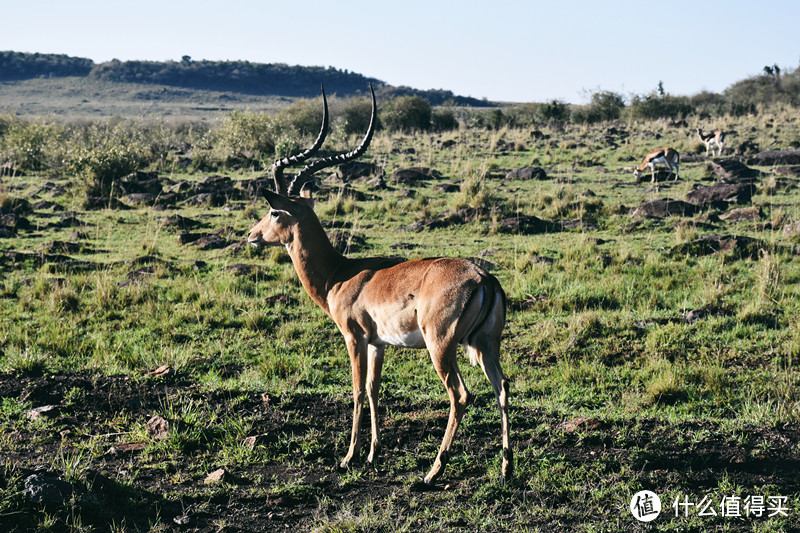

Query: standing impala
left=633, top=147, right=680, bottom=183
left=248, top=86, right=512, bottom=484
left=696, top=128, right=725, bottom=157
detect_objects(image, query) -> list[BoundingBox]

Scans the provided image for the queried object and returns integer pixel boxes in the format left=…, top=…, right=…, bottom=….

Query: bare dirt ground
left=2, top=371, right=799, bottom=532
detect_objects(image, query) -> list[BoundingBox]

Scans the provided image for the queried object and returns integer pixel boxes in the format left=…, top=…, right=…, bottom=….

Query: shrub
left=68, top=143, right=145, bottom=198
left=627, top=92, right=694, bottom=120
left=572, top=91, right=625, bottom=123
left=431, top=108, right=459, bottom=131
left=278, top=97, right=327, bottom=137
left=341, top=97, right=377, bottom=135
left=380, top=95, right=431, bottom=131
left=0, top=116, right=63, bottom=171
left=536, top=100, right=571, bottom=123
left=210, top=110, right=282, bottom=163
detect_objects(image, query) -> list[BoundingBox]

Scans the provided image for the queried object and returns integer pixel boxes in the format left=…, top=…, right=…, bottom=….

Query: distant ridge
left=0, top=51, right=493, bottom=107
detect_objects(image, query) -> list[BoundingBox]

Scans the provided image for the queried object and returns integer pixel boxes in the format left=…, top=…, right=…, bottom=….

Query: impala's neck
left=285, top=219, right=344, bottom=314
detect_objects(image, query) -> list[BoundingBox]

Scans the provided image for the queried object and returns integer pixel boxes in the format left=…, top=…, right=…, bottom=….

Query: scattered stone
left=708, top=158, right=760, bottom=181
left=179, top=231, right=229, bottom=250
left=149, top=365, right=174, bottom=378
left=52, top=215, right=86, bottom=228
left=123, top=193, right=158, bottom=206
left=772, top=167, right=800, bottom=178
left=390, top=242, right=419, bottom=250
left=670, top=234, right=766, bottom=259
left=630, top=199, right=698, bottom=219
left=224, top=241, right=250, bottom=254
left=226, top=263, right=263, bottom=277
left=433, top=183, right=459, bottom=193
left=1, top=213, right=30, bottom=231
left=106, top=442, right=147, bottom=456
left=27, top=405, right=60, bottom=420
left=338, top=161, right=378, bottom=181
left=264, top=294, right=297, bottom=306
left=42, top=241, right=93, bottom=254
left=113, top=170, right=164, bottom=196
left=734, top=139, right=760, bottom=156
left=563, top=417, right=601, bottom=433
left=389, top=167, right=439, bottom=185
left=685, top=183, right=756, bottom=207
left=746, top=148, right=800, bottom=166
left=205, top=468, right=228, bottom=485
left=243, top=433, right=277, bottom=449
left=505, top=166, right=547, bottom=181
left=684, top=304, right=728, bottom=324
left=782, top=221, right=800, bottom=239
left=328, top=230, right=367, bottom=254
left=23, top=474, right=74, bottom=507
left=719, top=206, right=763, bottom=222
left=119, top=266, right=157, bottom=287
left=193, top=235, right=229, bottom=250
left=496, top=215, right=559, bottom=234
left=32, top=200, right=64, bottom=211
left=146, top=415, right=170, bottom=440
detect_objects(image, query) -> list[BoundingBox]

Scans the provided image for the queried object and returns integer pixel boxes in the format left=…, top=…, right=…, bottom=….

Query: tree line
left=0, top=51, right=489, bottom=106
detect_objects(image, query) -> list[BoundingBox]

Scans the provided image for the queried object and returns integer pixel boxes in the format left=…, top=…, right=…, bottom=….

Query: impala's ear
left=299, top=181, right=315, bottom=207
left=262, top=189, right=294, bottom=210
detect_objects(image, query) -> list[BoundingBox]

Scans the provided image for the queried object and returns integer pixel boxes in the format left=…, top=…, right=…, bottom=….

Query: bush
left=68, top=143, right=145, bottom=198
left=536, top=100, right=571, bottom=123
left=572, top=91, right=625, bottom=123
left=341, top=97, right=377, bottom=135
left=431, top=108, right=459, bottom=131
left=628, top=92, right=695, bottom=120
left=278, top=96, right=327, bottom=137
left=381, top=95, right=431, bottom=131
left=210, top=110, right=282, bottom=163
left=0, top=116, right=63, bottom=171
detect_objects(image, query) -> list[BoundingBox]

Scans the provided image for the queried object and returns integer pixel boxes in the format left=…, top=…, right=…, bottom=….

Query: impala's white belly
left=651, top=156, right=670, bottom=168
left=374, top=327, right=426, bottom=348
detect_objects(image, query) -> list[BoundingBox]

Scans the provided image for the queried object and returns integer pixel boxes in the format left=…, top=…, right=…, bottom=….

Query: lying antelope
left=633, top=147, right=680, bottom=183
left=697, top=128, right=725, bottom=157
left=248, top=86, right=512, bottom=484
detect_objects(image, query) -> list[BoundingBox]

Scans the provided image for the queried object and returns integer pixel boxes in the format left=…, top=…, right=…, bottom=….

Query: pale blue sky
left=3, top=0, right=799, bottom=103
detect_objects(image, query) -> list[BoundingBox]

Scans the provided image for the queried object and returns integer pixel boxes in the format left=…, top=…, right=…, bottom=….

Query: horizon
left=3, top=0, right=799, bottom=104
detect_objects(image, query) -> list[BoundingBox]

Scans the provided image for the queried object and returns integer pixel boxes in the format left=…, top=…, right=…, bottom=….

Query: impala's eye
left=270, top=210, right=280, bottom=219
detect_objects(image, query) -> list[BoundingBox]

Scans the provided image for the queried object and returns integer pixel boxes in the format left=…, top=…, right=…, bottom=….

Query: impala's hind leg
left=424, top=341, right=468, bottom=484
left=365, top=344, right=385, bottom=466
left=468, top=334, right=513, bottom=483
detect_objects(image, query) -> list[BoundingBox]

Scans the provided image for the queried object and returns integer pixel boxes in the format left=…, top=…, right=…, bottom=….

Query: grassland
left=1, top=108, right=800, bottom=532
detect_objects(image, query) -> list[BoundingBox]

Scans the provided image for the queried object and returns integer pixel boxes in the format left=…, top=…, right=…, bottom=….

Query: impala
left=696, top=128, right=725, bottom=157
left=247, top=86, right=512, bottom=484
left=632, top=147, right=680, bottom=183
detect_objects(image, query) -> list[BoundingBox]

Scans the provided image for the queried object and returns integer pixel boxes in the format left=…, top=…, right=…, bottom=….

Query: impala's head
left=632, top=168, right=643, bottom=181
left=247, top=187, right=315, bottom=248
left=247, top=83, right=376, bottom=249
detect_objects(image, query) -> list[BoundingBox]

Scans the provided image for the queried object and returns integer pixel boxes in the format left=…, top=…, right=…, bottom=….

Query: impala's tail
left=462, top=275, right=506, bottom=367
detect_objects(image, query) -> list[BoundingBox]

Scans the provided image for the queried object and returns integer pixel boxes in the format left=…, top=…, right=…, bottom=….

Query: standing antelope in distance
left=632, top=147, right=680, bottom=183
left=247, top=85, right=512, bottom=485
left=697, top=128, right=725, bottom=157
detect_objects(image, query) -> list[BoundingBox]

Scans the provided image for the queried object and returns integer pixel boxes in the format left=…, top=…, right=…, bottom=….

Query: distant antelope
left=248, top=85, right=512, bottom=485
left=697, top=128, right=725, bottom=157
left=633, top=147, right=680, bottom=183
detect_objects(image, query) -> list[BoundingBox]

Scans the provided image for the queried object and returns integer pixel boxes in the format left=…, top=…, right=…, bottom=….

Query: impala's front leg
left=341, top=334, right=368, bottom=470
left=366, top=343, right=385, bottom=466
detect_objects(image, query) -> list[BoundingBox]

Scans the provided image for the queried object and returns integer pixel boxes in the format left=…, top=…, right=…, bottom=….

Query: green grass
left=2, top=110, right=800, bottom=531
